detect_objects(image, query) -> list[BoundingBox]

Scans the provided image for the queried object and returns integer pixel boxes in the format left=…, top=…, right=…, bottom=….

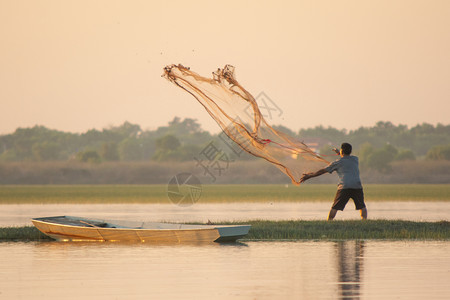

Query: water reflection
left=33, top=240, right=250, bottom=250
left=335, top=241, right=364, bottom=299
left=1, top=241, right=449, bottom=299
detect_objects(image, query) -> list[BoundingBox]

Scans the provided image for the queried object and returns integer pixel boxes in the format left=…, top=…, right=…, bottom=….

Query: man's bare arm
left=300, top=168, right=328, bottom=183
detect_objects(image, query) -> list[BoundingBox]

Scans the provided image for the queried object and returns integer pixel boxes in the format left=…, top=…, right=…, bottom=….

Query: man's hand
left=300, top=173, right=311, bottom=183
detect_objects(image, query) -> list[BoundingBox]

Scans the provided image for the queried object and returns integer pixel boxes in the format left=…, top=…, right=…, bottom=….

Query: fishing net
left=163, top=64, right=329, bottom=185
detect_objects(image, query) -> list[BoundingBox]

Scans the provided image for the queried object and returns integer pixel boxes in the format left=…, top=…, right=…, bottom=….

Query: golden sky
left=1, top=0, right=449, bottom=134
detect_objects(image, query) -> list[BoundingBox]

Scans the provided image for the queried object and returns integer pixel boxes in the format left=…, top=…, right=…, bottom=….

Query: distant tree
left=155, top=135, right=181, bottom=151
left=395, top=149, right=416, bottom=161
left=99, top=142, right=119, bottom=161
left=0, top=126, right=75, bottom=161
left=357, top=142, right=374, bottom=170
left=366, top=144, right=398, bottom=173
left=435, top=123, right=450, bottom=135
left=426, top=145, right=450, bottom=160
left=107, top=122, right=142, bottom=139
left=152, top=134, right=182, bottom=161
left=32, top=141, right=61, bottom=161
left=1, top=120, right=449, bottom=163
left=367, top=150, right=392, bottom=173
left=81, top=129, right=104, bottom=147
left=134, top=132, right=157, bottom=160
left=118, top=138, right=143, bottom=161
left=299, top=125, right=346, bottom=145
left=177, top=144, right=204, bottom=161
left=411, top=123, right=436, bottom=135
left=0, top=149, right=18, bottom=161
left=155, top=117, right=203, bottom=137
left=11, top=126, right=46, bottom=160
left=176, top=118, right=202, bottom=134
left=76, top=150, right=101, bottom=163
left=383, top=144, right=398, bottom=157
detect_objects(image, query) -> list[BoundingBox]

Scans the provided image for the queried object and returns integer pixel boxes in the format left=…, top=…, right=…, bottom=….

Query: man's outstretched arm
left=300, top=168, right=328, bottom=183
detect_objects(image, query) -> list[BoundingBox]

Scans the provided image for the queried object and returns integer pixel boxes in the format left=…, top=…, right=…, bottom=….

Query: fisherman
left=300, top=143, right=368, bottom=220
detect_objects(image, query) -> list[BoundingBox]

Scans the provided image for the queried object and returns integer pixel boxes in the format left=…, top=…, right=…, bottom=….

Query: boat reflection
left=335, top=241, right=364, bottom=299
left=33, top=239, right=250, bottom=249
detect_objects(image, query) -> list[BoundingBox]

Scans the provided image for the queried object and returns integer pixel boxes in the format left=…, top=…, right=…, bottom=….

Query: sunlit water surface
left=0, top=202, right=449, bottom=227
left=0, top=241, right=448, bottom=299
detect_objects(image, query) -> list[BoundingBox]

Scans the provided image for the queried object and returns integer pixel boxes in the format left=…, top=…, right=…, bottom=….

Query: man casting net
left=163, top=64, right=329, bottom=185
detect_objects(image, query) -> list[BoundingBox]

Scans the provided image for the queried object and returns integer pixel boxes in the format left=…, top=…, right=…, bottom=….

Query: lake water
left=0, top=240, right=449, bottom=299
left=0, top=202, right=449, bottom=227
left=1, top=203, right=449, bottom=299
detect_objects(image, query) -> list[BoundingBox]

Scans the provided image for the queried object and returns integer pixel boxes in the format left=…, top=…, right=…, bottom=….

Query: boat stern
left=214, top=225, right=251, bottom=242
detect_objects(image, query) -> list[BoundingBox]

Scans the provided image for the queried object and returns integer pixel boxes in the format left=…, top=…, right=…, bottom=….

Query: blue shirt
left=324, top=155, right=362, bottom=190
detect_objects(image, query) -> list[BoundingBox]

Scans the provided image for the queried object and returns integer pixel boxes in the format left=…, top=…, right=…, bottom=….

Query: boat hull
left=32, top=216, right=250, bottom=243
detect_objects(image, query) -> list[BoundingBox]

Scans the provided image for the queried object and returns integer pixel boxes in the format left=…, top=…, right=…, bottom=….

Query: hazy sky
left=1, top=0, right=449, bottom=134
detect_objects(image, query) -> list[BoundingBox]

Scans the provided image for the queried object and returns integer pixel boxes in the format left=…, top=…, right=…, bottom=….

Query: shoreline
left=1, top=220, right=448, bottom=242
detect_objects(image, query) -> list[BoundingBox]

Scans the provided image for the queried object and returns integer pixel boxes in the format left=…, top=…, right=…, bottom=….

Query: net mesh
left=163, top=64, right=329, bottom=185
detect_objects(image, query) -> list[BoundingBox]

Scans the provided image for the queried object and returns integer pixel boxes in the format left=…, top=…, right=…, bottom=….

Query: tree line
left=1, top=118, right=449, bottom=173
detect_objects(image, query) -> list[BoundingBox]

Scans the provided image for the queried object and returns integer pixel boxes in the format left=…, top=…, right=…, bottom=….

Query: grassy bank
left=0, top=184, right=449, bottom=204
left=240, top=220, right=450, bottom=240
left=0, top=226, right=52, bottom=241
left=2, top=220, right=449, bottom=241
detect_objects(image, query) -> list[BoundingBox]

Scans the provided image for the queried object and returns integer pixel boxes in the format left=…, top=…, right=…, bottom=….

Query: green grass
left=0, top=184, right=449, bottom=204
left=0, top=226, right=52, bottom=241
left=0, top=185, right=168, bottom=204
left=239, top=220, right=450, bottom=240
left=1, top=220, right=449, bottom=241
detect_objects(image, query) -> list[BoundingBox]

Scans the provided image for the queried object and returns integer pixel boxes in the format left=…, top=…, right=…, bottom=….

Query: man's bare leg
left=327, top=209, right=338, bottom=221
left=360, top=207, right=367, bottom=220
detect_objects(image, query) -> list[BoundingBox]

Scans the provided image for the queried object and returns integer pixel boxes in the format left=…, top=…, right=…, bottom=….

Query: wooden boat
left=32, top=216, right=251, bottom=243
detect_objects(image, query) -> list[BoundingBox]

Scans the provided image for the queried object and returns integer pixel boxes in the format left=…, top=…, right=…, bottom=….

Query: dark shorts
left=332, top=188, right=366, bottom=211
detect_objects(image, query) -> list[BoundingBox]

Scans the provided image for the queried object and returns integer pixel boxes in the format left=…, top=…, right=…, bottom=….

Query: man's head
left=341, top=143, right=352, bottom=156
